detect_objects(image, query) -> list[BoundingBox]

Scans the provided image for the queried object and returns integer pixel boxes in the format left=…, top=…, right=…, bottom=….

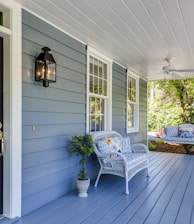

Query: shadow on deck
left=2, top=151, right=194, bottom=224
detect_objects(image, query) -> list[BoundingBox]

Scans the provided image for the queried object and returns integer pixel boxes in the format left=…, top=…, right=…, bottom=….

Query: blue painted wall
left=112, top=63, right=147, bottom=143
left=22, top=10, right=98, bottom=215
left=22, top=10, right=147, bottom=215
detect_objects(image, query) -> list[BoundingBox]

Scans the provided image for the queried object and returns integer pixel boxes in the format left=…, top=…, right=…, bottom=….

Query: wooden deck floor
left=3, top=151, right=194, bottom=224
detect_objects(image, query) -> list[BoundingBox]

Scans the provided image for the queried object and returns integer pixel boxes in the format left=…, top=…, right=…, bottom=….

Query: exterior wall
left=22, top=10, right=147, bottom=216
left=112, top=63, right=147, bottom=144
left=22, top=10, right=98, bottom=215
left=138, top=79, right=148, bottom=144
left=112, top=63, right=126, bottom=134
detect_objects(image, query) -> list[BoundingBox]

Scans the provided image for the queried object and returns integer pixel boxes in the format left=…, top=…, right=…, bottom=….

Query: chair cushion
left=96, top=136, right=121, bottom=167
left=115, top=153, right=147, bottom=166
left=119, top=137, right=132, bottom=153
left=96, top=136, right=122, bottom=153
left=96, top=136, right=132, bottom=154
left=125, top=153, right=147, bottom=166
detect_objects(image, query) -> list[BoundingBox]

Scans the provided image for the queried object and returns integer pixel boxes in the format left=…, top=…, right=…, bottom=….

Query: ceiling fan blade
left=171, top=69, right=194, bottom=73
left=171, top=72, right=181, bottom=79
left=150, top=72, right=163, bottom=75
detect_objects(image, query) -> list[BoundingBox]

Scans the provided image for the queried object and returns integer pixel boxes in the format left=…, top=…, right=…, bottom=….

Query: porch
left=3, top=151, right=194, bottom=224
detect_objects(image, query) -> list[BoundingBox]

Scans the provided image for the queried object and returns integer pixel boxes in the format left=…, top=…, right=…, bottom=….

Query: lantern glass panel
left=35, top=60, right=45, bottom=81
left=46, top=63, right=56, bottom=82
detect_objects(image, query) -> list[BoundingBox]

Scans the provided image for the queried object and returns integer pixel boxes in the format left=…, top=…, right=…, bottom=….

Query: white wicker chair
left=91, top=131, right=149, bottom=194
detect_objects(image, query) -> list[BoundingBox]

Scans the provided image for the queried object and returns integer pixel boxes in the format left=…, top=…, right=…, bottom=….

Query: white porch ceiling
left=14, top=0, right=194, bottom=81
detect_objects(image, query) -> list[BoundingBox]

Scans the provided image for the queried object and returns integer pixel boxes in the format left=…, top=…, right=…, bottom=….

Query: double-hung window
left=87, top=47, right=112, bottom=132
left=127, top=72, right=139, bottom=133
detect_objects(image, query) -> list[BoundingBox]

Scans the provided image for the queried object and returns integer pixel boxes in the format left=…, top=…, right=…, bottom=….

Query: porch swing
left=161, top=75, right=194, bottom=154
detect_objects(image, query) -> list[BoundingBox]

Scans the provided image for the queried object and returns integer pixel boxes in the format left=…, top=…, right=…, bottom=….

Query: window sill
left=127, top=128, right=139, bottom=134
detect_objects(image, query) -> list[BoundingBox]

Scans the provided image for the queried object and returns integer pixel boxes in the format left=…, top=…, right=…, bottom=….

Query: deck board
left=136, top=154, right=192, bottom=224
left=81, top=153, right=170, bottom=224
left=46, top=181, right=124, bottom=224
left=174, top=156, right=194, bottom=224
left=7, top=152, right=194, bottom=224
left=106, top=153, right=180, bottom=224
left=159, top=156, right=193, bottom=224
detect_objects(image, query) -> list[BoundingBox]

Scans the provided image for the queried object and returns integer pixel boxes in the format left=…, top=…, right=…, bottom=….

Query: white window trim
left=127, top=70, right=139, bottom=133
left=86, top=46, right=112, bottom=132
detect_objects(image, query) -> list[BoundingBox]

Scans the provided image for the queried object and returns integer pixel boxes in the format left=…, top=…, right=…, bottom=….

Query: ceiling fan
left=149, top=58, right=194, bottom=80
left=162, top=58, right=194, bottom=75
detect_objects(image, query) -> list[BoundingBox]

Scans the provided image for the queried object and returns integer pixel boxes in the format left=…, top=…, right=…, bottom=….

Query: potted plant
left=70, top=133, right=94, bottom=197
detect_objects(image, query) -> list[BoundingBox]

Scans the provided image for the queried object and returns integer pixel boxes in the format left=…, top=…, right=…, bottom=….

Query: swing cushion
left=165, top=126, right=179, bottom=137
left=164, top=124, right=194, bottom=144
left=179, top=126, right=194, bottom=138
left=165, top=136, right=194, bottom=142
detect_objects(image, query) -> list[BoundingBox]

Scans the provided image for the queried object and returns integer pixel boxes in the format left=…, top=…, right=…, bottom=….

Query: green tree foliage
left=148, top=79, right=194, bottom=131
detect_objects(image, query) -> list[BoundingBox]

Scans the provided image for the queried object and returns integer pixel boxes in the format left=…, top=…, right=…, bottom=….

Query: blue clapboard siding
left=136, top=78, right=148, bottom=143
left=21, top=10, right=148, bottom=216
left=112, top=63, right=147, bottom=144
left=21, top=10, right=98, bottom=215
left=112, top=63, right=126, bottom=133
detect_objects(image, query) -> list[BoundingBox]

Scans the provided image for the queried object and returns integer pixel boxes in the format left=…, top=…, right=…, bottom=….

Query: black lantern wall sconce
left=35, top=47, right=56, bottom=87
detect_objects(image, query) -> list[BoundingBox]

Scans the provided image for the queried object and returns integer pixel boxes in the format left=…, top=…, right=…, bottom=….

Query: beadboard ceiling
left=14, top=0, right=194, bottom=81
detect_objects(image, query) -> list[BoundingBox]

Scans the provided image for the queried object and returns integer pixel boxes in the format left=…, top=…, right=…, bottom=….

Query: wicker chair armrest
left=131, top=143, right=149, bottom=154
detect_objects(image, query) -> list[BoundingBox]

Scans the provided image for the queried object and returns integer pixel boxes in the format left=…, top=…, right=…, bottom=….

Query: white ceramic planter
left=76, top=178, right=90, bottom=197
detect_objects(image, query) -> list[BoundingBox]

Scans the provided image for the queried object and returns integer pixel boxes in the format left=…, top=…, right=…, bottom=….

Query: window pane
left=89, top=75, right=93, bottom=93
left=128, top=104, right=135, bottom=128
left=103, top=80, right=107, bottom=96
left=94, top=59, right=98, bottom=76
left=103, top=64, right=107, bottom=79
left=89, top=97, right=105, bottom=132
left=90, top=115, right=95, bottom=132
left=90, top=97, right=95, bottom=113
left=99, top=79, right=102, bottom=95
left=99, top=61, right=102, bottom=78
left=90, top=56, right=93, bottom=74
left=128, top=77, right=136, bottom=102
left=94, top=77, right=98, bottom=94
left=100, top=115, right=105, bottom=130
left=132, top=79, right=136, bottom=101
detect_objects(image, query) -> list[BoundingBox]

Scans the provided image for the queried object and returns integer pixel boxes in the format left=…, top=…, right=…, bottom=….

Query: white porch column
left=0, top=0, right=22, bottom=218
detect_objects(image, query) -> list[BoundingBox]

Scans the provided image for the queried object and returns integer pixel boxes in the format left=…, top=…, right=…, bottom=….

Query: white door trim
left=0, top=0, right=22, bottom=218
